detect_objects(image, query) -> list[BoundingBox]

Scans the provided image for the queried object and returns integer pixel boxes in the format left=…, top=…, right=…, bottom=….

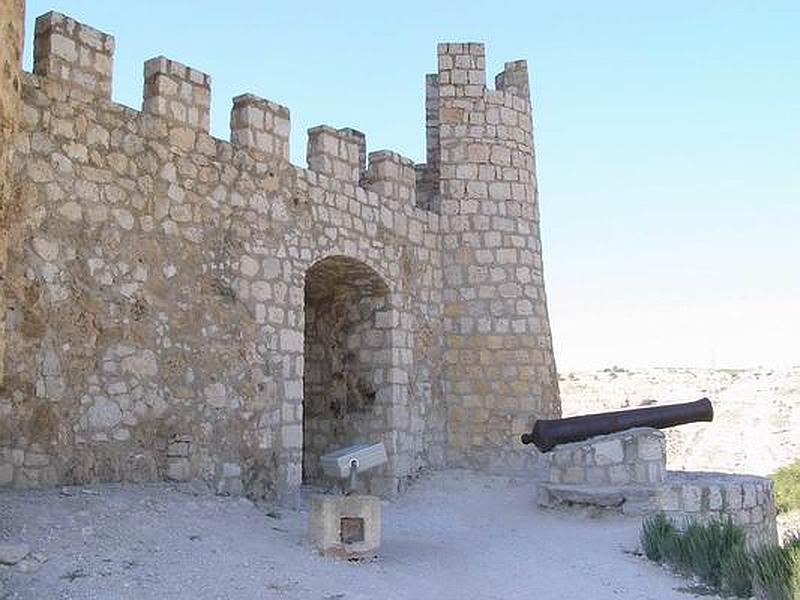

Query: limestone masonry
left=0, top=7, right=560, bottom=499
left=538, top=429, right=778, bottom=548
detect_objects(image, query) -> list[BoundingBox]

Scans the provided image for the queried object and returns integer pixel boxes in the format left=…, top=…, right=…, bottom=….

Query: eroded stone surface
left=0, top=543, right=30, bottom=565
left=309, top=494, right=381, bottom=559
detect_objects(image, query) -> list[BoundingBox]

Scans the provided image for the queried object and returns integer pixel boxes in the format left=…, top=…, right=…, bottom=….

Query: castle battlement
left=27, top=12, right=536, bottom=214
left=143, top=56, right=211, bottom=133
left=33, top=11, right=114, bottom=98
left=231, top=93, right=291, bottom=162
left=0, top=7, right=559, bottom=499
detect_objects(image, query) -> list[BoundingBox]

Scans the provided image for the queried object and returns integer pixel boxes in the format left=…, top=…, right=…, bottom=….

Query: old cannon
left=520, top=398, right=713, bottom=452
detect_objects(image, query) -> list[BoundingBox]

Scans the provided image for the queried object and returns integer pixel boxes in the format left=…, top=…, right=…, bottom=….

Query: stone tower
left=428, top=44, right=560, bottom=472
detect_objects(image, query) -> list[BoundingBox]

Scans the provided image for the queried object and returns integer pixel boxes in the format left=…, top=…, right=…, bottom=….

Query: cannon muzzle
left=521, top=397, right=713, bottom=452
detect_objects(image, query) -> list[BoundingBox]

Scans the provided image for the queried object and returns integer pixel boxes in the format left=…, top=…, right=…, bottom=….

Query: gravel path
left=0, top=470, right=710, bottom=600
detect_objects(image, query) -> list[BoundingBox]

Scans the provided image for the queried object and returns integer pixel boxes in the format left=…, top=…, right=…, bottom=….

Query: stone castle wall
left=0, top=9, right=560, bottom=498
left=0, top=0, right=25, bottom=391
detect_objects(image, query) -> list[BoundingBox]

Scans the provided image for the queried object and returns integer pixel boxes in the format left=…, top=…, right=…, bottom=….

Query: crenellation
left=230, top=93, right=290, bottom=161
left=143, top=56, right=211, bottom=132
left=33, top=11, right=113, bottom=99
left=437, top=42, right=486, bottom=99
left=338, top=127, right=367, bottom=175
left=495, top=60, right=530, bottom=100
left=364, top=150, right=416, bottom=205
left=306, top=125, right=365, bottom=183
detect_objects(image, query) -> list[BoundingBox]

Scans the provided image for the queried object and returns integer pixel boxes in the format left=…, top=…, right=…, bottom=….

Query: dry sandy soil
left=2, top=471, right=712, bottom=600
left=2, top=367, right=797, bottom=599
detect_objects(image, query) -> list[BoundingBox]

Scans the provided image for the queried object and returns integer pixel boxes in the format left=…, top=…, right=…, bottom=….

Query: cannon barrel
left=520, top=397, right=713, bottom=452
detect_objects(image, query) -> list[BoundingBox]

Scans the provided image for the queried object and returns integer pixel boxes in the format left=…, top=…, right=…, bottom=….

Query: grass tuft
left=641, top=514, right=678, bottom=563
left=720, top=544, right=753, bottom=597
left=640, top=515, right=800, bottom=599
left=751, top=544, right=795, bottom=599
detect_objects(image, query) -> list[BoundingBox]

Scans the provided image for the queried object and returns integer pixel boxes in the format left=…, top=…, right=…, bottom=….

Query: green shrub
left=751, top=544, right=795, bottom=600
left=687, top=518, right=747, bottom=588
left=670, top=518, right=748, bottom=588
left=783, top=533, right=800, bottom=598
left=770, top=458, right=800, bottom=514
left=641, top=514, right=678, bottom=562
left=639, top=516, right=800, bottom=598
left=720, top=544, right=753, bottom=598
left=676, top=521, right=707, bottom=574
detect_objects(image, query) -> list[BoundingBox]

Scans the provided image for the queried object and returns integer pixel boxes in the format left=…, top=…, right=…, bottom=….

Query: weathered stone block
left=166, top=441, right=190, bottom=458
left=222, top=462, right=241, bottom=477
left=230, top=93, right=290, bottom=160
left=34, top=12, right=114, bottom=97
left=0, top=543, right=31, bottom=565
left=659, top=486, right=681, bottom=511
left=86, top=397, right=121, bottom=430
left=608, top=465, right=630, bottom=485
left=143, top=56, right=210, bottom=131
left=593, top=439, right=623, bottom=466
left=309, top=494, right=380, bottom=559
left=561, top=466, right=584, bottom=484
left=682, top=484, right=702, bottom=512
left=637, top=433, right=665, bottom=461
left=281, top=424, right=302, bottom=449
left=585, top=466, right=607, bottom=484
left=708, top=485, right=722, bottom=510
left=0, top=464, right=13, bottom=485
left=743, top=483, right=757, bottom=508
left=166, top=458, right=191, bottom=482
left=308, top=126, right=366, bottom=182
left=725, top=484, right=743, bottom=510
left=648, top=462, right=665, bottom=485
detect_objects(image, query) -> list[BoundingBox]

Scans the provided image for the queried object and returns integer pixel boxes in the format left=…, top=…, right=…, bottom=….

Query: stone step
left=537, top=483, right=661, bottom=515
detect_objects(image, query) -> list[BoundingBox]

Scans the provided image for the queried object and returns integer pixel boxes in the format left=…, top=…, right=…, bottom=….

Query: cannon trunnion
left=521, top=398, right=713, bottom=452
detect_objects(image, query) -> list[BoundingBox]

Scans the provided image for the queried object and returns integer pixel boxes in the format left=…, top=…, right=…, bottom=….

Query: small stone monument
left=309, top=442, right=387, bottom=559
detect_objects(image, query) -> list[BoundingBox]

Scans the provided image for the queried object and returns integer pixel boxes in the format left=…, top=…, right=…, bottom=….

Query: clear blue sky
left=22, top=1, right=800, bottom=369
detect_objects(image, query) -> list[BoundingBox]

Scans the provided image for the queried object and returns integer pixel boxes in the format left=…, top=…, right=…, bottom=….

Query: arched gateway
left=303, top=256, right=400, bottom=493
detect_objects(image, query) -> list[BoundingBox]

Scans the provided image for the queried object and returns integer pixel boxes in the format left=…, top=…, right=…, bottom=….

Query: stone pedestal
left=536, top=427, right=778, bottom=547
left=310, top=494, right=380, bottom=559
left=542, top=427, right=666, bottom=487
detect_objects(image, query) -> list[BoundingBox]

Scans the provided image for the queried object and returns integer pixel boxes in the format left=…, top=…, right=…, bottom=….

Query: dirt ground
left=0, top=470, right=711, bottom=600
left=4, top=366, right=797, bottom=599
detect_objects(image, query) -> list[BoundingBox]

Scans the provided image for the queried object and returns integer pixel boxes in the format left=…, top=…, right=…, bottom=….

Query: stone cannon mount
left=537, top=427, right=778, bottom=548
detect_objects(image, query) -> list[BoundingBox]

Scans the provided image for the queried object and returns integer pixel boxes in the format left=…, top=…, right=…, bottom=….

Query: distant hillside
left=558, top=366, right=800, bottom=477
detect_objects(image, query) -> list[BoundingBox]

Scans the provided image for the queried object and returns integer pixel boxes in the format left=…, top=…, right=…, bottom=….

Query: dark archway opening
left=302, top=256, right=392, bottom=485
